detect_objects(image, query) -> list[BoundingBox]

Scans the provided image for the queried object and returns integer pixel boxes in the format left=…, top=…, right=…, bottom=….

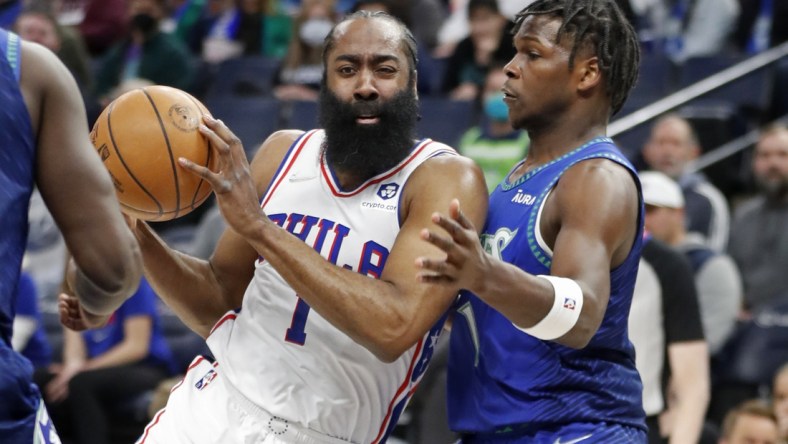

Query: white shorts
left=136, top=356, right=350, bottom=444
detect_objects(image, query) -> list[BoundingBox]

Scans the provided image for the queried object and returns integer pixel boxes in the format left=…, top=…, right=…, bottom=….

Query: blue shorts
left=460, top=422, right=647, bottom=444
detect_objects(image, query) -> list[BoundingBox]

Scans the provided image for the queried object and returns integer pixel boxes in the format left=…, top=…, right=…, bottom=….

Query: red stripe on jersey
left=321, top=140, right=437, bottom=198
left=209, top=311, right=238, bottom=336
left=261, top=130, right=317, bottom=208
left=371, top=338, right=425, bottom=443
left=138, top=407, right=166, bottom=443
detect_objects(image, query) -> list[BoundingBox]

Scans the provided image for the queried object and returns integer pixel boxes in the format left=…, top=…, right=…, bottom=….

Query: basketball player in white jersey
left=68, top=11, right=487, bottom=444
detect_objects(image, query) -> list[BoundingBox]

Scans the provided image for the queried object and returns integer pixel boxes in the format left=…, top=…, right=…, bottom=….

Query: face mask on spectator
left=300, top=18, right=333, bottom=47
left=484, top=92, right=509, bottom=122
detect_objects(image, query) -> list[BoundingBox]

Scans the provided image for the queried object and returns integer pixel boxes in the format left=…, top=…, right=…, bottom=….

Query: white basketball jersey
left=208, top=130, right=457, bottom=443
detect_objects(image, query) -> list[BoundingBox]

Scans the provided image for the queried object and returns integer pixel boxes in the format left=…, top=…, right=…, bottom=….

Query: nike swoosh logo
left=554, top=433, right=593, bottom=444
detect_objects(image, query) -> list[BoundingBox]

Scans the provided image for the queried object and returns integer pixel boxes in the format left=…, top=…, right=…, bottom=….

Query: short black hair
left=322, top=10, right=418, bottom=75
left=513, top=0, right=640, bottom=116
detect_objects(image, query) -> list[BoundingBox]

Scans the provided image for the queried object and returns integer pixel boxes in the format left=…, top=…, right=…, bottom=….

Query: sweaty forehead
left=329, top=18, right=405, bottom=61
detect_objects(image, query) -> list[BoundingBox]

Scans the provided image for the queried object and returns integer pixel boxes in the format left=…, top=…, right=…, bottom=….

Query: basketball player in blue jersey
left=417, top=0, right=647, bottom=442
left=0, top=28, right=141, bottom=444
left=89, top=11, right=489, bottom=443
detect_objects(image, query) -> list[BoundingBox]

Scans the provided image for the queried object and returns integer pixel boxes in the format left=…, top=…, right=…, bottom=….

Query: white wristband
left=514, top=275, right=584, bottom=340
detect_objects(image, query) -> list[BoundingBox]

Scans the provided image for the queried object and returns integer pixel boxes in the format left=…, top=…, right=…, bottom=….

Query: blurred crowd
left=2, top=0, right=788, bottom=443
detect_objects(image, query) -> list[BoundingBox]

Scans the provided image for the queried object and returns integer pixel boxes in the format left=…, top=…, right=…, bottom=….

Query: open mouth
left=356, top=115, right=380, bottom=124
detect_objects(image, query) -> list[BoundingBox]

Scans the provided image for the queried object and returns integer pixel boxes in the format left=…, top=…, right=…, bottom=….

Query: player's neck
left=523, top=104, right=609, bottom=166
left=525, top=123, right=607, bottom=167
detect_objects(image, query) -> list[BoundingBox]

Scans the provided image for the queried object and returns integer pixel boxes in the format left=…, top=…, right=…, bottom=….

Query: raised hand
left=416, top=199, right=490, bottom=293
left=177, top=116, right=263, bottom=239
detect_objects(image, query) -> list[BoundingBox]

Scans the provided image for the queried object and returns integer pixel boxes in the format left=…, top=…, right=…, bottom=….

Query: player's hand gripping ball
left=90, top=85, right=216, bottom=221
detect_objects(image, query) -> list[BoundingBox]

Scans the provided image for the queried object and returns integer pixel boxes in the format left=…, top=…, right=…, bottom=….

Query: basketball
left=90, top=85, right=216, bottom=221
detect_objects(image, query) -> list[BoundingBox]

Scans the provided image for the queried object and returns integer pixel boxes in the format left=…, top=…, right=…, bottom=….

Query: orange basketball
left=90, top=85, right=216, bottom=221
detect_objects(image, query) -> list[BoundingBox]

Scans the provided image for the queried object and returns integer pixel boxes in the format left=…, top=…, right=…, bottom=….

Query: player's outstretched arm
left=419, top=158, right=640, bottom=348
left=181, top=118, right=489, bottom=362
left=22, top=41, right=141, bottom=321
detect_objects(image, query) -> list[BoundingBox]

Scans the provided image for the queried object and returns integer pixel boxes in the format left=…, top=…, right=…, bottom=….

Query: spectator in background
left=458, top=62, right=528, bottom=191
left=728, top=124, right=788, bottom=314
left=14, top=5, right=94, bottom=91
left=24, top=188, right=67, bottom=307
left=440, top=0, right=514, bottom=100
left=772, top=363, right=788, bottom=442
left=642, top=114, right=731, bottom=252
left=272, top=0, right=337, bottom=101
left=628, top=236, right=710, bottom=444
left=12, top=271, right=52, bottom=370
left=734, top=0, right=788, bottom=54
left=94, top=0, right=195, bottom=104
left=640, top=171, right=742, bottom=356
left=436, top=0, right=633, bottom=54
left=719, top=399, right=779, bottom=444
left=351, top=0, right=446, bottom=53
left=78, top=0, right=131, bottom=56
left=630, top=0, right=739, bottom=62
left=35, top=278, right=176, bottom=444
left=189, top=0, right=274, bottom=64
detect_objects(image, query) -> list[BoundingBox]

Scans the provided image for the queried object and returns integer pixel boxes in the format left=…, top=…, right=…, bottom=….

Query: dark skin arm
left=178, top=119, right=488, bottom=362
left=417, top=158, right=639, bottom=348
left=20, top=41, right=141, bottom=326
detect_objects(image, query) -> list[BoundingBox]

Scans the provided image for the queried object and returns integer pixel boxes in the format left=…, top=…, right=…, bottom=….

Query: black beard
left=318, top=87, right=419, bottom=181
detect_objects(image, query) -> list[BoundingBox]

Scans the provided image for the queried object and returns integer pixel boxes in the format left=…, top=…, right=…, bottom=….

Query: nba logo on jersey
left=195, top=369, right=217, bottom=390
left=377, top=183, right=400, bottom=200
left=563, top=298, right=576, bottom=310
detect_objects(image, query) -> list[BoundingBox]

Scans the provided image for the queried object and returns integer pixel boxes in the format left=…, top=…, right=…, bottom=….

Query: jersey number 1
left=285, top=297, right=311, bottom=345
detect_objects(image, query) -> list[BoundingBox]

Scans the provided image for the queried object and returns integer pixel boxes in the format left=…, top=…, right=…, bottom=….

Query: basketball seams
left=182, top=92, right=213, bottom=210
left=106, top=98, right=165, bottom=216
left=94, top=86, right=214, bottom=221
left=142, top=88, right=182, bottom=219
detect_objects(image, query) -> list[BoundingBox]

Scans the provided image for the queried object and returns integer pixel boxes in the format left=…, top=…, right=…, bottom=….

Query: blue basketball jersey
left=448, top=138, right=646, bottom=438
left=0, top=29, right=44, bottom=443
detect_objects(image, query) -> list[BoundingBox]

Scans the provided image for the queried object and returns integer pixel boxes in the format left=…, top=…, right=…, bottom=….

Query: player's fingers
left=420, top=228, right=456, bottom=253
left=202, top=117, right=245, bottom=155
left=449, top=199, right=476, bottom=231
left=177, top=157, right=225, bottom=189
left=430, top=212, right=469, bottom=242
left=416, top=272, right=455, bottom=285
left=199, top=124, right=231, bottom=156
left=415, top=257, right=457, bottom=277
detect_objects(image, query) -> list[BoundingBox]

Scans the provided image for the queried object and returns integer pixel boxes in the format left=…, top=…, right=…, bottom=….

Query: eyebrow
left=333, top=54, right=401, bottom=66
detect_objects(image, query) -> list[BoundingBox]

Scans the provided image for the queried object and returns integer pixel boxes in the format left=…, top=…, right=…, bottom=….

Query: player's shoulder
left=251, top=130, right=304, bottom=164
left=412, top=144, right=483, bottom=180
left=18, top=40, right=65, bottom=85
left=557, top=155, right=638, bottom=201
left=249, top=129, right=306, bottom=195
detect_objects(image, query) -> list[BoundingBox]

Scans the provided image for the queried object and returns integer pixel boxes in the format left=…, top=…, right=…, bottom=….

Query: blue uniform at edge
left=448, top=138, right=647, bottom=442
left=0, top=29, right=47, bottom=443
